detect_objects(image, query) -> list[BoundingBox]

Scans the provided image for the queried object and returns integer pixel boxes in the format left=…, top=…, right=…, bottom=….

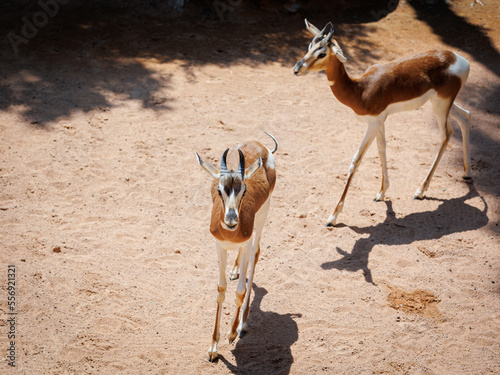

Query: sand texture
left=1, top=1, right=499, bottom=374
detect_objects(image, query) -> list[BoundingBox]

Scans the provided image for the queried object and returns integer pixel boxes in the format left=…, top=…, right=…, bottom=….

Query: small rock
left=53, top=247, right=61, bottom=253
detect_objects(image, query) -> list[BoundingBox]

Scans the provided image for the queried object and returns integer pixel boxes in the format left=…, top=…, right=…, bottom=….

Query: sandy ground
left=1, top=1, right=499, bottom=374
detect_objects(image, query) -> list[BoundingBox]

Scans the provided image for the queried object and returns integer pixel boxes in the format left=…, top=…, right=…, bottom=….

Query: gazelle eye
left=242, top=189, right=247, bottom=197
left=318, top=52, right=327, bottom=59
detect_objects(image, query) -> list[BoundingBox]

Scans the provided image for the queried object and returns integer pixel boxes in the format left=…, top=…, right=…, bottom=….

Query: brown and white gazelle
left=196, top=132, right=278, bottom=362
left=293, top=20, right=472, bottom=227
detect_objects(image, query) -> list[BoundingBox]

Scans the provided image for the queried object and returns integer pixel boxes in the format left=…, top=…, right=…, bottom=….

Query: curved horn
left=220, top=148, right=229, bottom=175
left=325, top=22, right=334, bottom=38
left=311, top=22, right=334, bottom=48
left=237, top=149, right=245, bottom=179
left=320, top=22, right=334, bottom=46
left=318, top=22, right=330, bottom=37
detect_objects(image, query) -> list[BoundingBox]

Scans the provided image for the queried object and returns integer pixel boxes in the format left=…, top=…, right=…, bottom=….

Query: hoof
left=238, top=328, right=247, bottom=338
left=228, top=330, right=238, bottom=344
left=208, top=351, right=218, bottom=363
left=326, top=213, right=338, bottom=228
left=413, top=190, right=424, bottom=200
left=237, top=322, right=248, bottom=338
left=229, top=266, right=239, bottom=281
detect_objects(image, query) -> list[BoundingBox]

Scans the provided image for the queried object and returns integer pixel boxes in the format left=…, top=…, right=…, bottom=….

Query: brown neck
left=210, top=203, right=249, bottom=243
left=325, top=57, right=364, bottom=114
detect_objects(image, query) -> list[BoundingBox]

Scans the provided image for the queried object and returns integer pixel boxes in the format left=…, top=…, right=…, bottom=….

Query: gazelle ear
left=331, top=41, right=347, bottom=62
left=244, top=157, right=262, bottom=180
left=305, top=19, right=321, bottom=37
left=196, top=152, right=220, bottom=179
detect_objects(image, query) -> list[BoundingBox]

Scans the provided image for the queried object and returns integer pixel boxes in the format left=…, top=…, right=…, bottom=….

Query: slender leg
left=237, top=245, right=260, bottom=336
left=415, top=98, right=453, bottom=199
left=238, top=197, right=271, bottom=335
left=450, top=102, right=472, bottom=179
left=228, top=242, right=251, bottom=343
left=208, top=242, right=227, bottom=362
left=229, top=247, right=242, bottom=281
left=326, top=121, right=381, bottom=226
left=375, top=123, right=390, bottom=201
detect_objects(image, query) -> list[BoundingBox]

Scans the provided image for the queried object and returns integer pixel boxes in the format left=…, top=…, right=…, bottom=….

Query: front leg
left=326, top=121, right=380, bottom=227
left=228, top=243, right=251, bottom=343
left=208, top=242, right=227, bottom=362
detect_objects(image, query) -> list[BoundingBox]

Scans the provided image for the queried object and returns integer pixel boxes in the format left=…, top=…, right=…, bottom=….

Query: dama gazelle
left=293, top=20, right=472, bottom=227
left=196, top=132, right=278, bottom=362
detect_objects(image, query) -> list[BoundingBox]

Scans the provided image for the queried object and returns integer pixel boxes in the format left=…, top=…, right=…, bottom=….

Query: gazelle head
left=293, top=19, right=347, bottom=76
left=197, top=149, right=262, bottom=231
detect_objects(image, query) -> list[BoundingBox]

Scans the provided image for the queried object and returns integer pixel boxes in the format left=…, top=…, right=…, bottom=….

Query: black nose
left=227, top=209, right=237, bottom=222
left=293, top=60, right=303, bottom=75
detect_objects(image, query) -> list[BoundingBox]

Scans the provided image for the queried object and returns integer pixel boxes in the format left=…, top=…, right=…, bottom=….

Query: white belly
left=217, top=239, right=251, bottom=251
left=356, top=89, right=437, bottom=123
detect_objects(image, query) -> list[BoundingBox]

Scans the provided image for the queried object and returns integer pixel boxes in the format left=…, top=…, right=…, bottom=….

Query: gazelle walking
left=293, top=20, right=472, bottom=227
left=196, top=132, right=278, bottom=362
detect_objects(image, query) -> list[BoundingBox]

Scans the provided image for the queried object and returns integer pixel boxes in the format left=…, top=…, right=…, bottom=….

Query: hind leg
left=375, top=123, right=390, bottom=201
left=414, top=97, right=453, bottom=199
left=229, top=247, right=242, bottom=281
left=450, top=102, right=472, bottom=179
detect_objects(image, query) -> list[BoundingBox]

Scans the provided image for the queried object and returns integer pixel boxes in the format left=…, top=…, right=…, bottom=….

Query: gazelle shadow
left=321, top=183, right=488, bottom=284
left=219, top=284, right=301, bottom=375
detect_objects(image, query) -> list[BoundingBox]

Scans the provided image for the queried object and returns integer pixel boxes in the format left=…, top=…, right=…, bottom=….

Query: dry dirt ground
left=1, top=1, right=499, bottom=374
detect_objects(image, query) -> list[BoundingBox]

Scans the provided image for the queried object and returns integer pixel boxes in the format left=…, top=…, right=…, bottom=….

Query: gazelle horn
left=220, top=148, right=229, bottom=175
left=237, top=149, right=245, bottom=179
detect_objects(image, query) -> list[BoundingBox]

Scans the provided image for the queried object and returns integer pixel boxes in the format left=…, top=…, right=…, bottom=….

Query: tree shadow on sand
left=219, top=284, right=301, bottom=375
left=0, top=0, right=383, bottom=126
left=408, top=0, right=500, bottom=78
left=321, top=183, right=489, bottom=284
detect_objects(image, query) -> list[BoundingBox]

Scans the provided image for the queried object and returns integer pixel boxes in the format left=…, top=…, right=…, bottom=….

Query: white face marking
left=314, top=47, right=327, bottom=58
left=218, top=178, right=246, bottom=231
